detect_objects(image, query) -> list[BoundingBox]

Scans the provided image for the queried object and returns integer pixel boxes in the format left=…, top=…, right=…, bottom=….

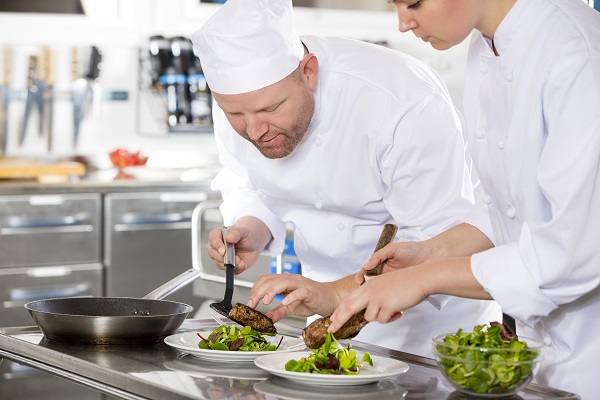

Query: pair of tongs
left=210, top=227, right=236, bottom=317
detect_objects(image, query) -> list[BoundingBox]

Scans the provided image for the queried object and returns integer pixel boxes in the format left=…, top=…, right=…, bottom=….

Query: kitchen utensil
left=25, top=265, right=202, bottom=344
left=71, top=47, right=85, bottom=148
left=71, top=46, right=102, bottom=148
left=35, top=47, right=48, bottom=137
left=41, top=46, right=54, bottom=150
left=210, top=226, right=236, bottom=318
left=0, top=47, right=10, bottom=155
left=363, top=223, right=398, bottom=281
left=19, top=55, right=38, bottom=146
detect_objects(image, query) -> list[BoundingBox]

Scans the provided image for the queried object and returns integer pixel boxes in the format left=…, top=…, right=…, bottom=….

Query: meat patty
left=302, top=310, right=369, bottom=349
left=228, top=303, right=277, bottom=334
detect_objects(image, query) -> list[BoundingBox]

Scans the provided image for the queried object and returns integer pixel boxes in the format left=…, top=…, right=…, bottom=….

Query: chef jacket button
left=505, top=72, right=514, bottom=82
left=337, top=223, right=345, bottom=231
left=543, top=335, right=552, bottom=346
left=480, top=66, right=488, bottom=74
left=315, top=199, right=323, bottom=209
left=506, top=207, right=516, bottom=219
left=315, top=137, right=323, bottom=146
left=476, top=130, right=485, bottom=138
left=483, top=194, right=492, bottom=204
left=497, top=140, right=505, bottom=149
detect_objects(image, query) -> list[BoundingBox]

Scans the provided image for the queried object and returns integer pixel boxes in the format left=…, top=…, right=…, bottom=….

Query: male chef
left=191, top=0, right=500, bottom=357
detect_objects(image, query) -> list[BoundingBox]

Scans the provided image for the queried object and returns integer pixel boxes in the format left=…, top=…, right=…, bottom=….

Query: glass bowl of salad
left=432, top=323, right=544, bottom=397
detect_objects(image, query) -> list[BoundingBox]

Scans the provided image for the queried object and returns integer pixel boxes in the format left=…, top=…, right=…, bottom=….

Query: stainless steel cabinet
left=0, top=193, right=103, bottom=327
left=104, top=191, right=213, bottom=307
left=0, top=193, right=101, bottom=268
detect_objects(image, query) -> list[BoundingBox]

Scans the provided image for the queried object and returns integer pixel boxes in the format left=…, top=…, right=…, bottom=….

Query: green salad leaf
left=435, top=324, right=540, bottom=394
left=197, top=325, right=278, bottom=352
left=285, top=332, right=373, bottom=375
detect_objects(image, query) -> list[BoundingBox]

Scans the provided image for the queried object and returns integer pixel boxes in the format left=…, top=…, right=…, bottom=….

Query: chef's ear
left=299, top=53, right=319, bottom=91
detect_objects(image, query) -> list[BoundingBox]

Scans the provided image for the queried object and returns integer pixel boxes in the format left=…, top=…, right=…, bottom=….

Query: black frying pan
left=25, top=264, right=202, bottom=345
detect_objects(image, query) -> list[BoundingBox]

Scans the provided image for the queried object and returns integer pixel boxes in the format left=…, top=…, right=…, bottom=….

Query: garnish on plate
left=285, top=332, right=372, bottom=375
left=197, top=325, right=282, bottom=352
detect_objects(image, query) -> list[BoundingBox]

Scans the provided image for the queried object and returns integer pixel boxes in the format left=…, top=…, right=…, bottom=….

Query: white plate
left=163, top=357, right=271, bottom=380
left=164, top=331, right=306, bottom=363
left=254, top=376, right=408, bottom=399
left=254, top=351, right=409, bottom=386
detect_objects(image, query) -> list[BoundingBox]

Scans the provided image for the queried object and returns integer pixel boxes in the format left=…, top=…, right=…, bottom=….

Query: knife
left=86, top=46, right=103, bottom=120
left=0, top=47, right=10, bottom=155
left=44, top=47, right=54, bottom=152
left=19, top=55, right=38, bottom=146
left=36, top=47, right=48, bottom=138
left=71, top=47, right=86, bottom=148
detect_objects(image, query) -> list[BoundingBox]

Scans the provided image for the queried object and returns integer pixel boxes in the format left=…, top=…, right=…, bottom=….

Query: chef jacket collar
left=490, top=0, right=531, bottom=56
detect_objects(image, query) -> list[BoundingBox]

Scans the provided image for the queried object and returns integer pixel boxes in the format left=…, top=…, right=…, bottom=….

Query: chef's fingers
left=265, top=303, right=289, bottom=323
left=327, top=291, right=369, bottom=333
left=354, top=268, right=367, bottom=284
left=248, top=274, right=288, bottom=307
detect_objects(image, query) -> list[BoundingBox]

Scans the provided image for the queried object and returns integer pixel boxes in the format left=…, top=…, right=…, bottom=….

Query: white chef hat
left=190, top=0, right=304, bottom=95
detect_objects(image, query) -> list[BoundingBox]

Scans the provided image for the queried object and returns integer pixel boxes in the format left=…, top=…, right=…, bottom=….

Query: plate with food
left=164, top=325, right=305, bottom=363
left=254, top=333, right=409, bottom=386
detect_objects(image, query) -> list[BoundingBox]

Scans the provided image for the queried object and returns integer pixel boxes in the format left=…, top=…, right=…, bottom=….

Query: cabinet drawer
left=0, top=194, right=101, bottom=267
left=0, top=263, right=102, bottom=327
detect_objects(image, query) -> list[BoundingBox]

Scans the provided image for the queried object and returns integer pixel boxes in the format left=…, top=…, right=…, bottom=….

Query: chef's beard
left=251, top=85, right=315, bottom=160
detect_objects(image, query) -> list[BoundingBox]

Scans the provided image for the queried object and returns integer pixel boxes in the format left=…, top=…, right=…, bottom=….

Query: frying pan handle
left=143, top=268, right=202, bottom=300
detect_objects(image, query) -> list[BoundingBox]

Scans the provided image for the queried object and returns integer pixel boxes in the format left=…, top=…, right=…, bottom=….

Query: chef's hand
left=207, top=216, right=272, bottom=274
left=331, top=256, right=491, bottom=332
left=356, top=224, right=495, bottom=284
left=247, top=274, right=341, bottom=323
left=330, top=266, right=430, bottom=332
left=355, top=241, right=431, bottom=284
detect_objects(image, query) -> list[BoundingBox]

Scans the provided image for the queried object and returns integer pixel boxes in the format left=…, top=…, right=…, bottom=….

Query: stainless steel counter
left=0, top=320, right=579, bottom=400
left=0, top=174, right=214, bottom=195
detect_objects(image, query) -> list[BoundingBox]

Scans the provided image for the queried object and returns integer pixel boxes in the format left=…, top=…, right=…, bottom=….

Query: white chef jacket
left=212, top=36, right=501, bottom=357
left=463, top=0, right=600, bottom=397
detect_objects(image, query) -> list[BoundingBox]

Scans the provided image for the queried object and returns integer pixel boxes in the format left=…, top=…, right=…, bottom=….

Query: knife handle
left=46, top=48, right=54, bottom=87
left=2, top=47, right=10, bottom=86
left=26, top=55, right=37, bottom=87
left=71, top=47, right=79, bottom=81
left=37, top=47, right=47, bottom=81
left=221, top=226, right=236, bottom=268
left=365, top=223, right=398, bottom=278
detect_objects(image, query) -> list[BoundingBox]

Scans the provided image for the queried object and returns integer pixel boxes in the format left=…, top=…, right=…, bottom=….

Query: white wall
left=0, top=0, right=468, bottom=167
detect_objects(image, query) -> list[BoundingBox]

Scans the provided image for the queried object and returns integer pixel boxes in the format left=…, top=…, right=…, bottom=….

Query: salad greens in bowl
left=432, top=323, right=544, bottom=397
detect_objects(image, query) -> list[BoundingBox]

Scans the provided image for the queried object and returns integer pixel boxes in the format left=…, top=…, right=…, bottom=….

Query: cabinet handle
left=4, top=283, right=90, bottom=308
left=1, top=225, right=93, bottom=235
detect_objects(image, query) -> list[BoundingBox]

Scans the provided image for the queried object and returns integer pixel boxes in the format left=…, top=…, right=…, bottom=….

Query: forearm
left=328, top=275, right=362, bottom=307
left=423, top=256, right=493, bottom=300
left=425, top=223, right=493, bottom=260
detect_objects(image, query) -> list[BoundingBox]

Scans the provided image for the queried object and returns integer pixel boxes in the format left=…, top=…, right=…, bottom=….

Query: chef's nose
left=397, top=9, right=418, bottom=32
left=245, top=115, right=268, bottom=140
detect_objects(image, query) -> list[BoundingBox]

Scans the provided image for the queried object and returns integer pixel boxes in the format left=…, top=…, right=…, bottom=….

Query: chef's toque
left=190, top=0, right=304, bottom=95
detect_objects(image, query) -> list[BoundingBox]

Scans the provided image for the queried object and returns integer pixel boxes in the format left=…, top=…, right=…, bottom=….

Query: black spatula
left=210, top=227, right=236, bottom=317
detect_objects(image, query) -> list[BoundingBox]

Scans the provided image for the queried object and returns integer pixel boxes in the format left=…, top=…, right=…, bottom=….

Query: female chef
left=329, top=0, right=600, bottom=397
